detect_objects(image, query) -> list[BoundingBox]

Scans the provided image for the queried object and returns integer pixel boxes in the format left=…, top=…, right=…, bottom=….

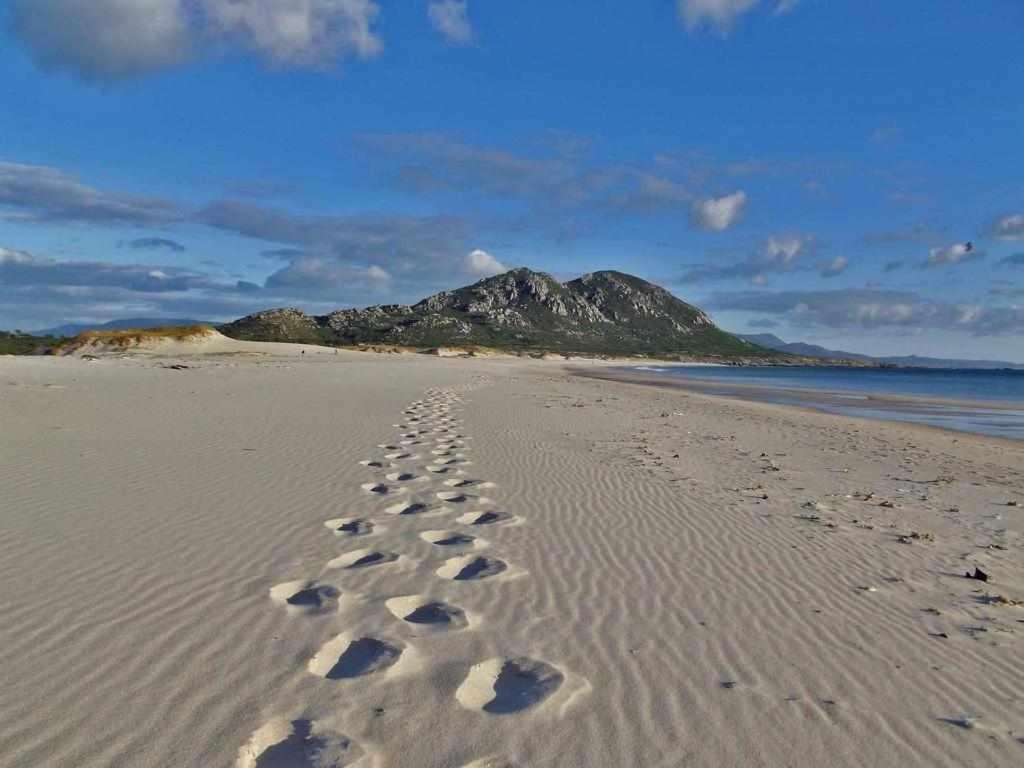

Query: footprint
left=437, top=555, right=507, bottom=581
left=384, top=500, right=431, bottom=516
left=328, top=549, right=399, bottom=569
left=358, top=460, right=386, bottom=469
left=385, top=471, right=419, bottom=483
left=361, top=483, right=406, bottom=496
left=385, top=596, right=469, bottom=630
left=456, top=511, right=513, bottom=526
left=443, top=478, right=494, bottom=489
left=236, top=718, right=361, bottom=768
left=436, top=491, right=471, bottom=503
left=309, top=634, right=403, bottom=679
left=269, top=581, right=340, bottom=614
left=425, top=465, right=456, bottom=474
left=456, top=657, right=564, bottom=714
left=384, top=452, right=415, bottom=461
left=324, top=518, right=375, bottom=536
left=420, top=530, right=484, bottom=548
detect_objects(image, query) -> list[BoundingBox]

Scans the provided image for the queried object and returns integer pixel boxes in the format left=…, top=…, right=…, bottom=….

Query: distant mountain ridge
left=221, top=268, right=774, bottom=359
left=38, top=317, right=210, bottom=337
left=738, top=333, right=1024, bottom=370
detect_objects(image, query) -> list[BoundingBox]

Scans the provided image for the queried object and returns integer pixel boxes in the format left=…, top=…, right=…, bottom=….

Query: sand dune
left=1, top=351, right=1022, bottom=767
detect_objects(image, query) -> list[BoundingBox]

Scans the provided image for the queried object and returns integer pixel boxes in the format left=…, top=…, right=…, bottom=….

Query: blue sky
left=1, top=1, right=1022, bottom=361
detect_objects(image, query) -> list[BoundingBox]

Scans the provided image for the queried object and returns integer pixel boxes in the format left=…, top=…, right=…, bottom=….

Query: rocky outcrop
left=220, top=268, right=772, bottom=359
left=220, top=308, right=320, bottom=342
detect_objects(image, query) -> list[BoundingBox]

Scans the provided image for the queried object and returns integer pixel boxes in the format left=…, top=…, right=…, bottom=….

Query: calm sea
left=629, top=365, right=1024, bottom=440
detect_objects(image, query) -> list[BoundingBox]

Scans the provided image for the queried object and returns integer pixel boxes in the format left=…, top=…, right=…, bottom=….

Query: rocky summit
left=220, top=268, right=771, bottom=359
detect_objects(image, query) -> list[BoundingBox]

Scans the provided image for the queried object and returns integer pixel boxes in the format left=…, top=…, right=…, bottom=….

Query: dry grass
left=61, top=325, right=216, bottom=349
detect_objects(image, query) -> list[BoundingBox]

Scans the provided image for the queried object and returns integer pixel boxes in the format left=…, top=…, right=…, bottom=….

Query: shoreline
left=572, top=364, right=1024, bottom=443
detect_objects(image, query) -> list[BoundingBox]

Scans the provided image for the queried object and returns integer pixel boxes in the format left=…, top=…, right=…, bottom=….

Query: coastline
left=572, top=364, right=1024, bottom=442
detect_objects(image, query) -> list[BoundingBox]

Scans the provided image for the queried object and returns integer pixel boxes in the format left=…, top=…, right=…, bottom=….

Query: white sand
left=1, top=350, right=1022, bottom=767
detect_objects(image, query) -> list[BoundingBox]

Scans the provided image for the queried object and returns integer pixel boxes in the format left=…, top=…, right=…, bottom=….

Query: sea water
left=630, top=365, right=1024, bottom=440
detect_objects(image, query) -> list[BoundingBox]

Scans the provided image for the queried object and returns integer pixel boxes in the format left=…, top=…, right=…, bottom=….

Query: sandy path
left=1, top=355, right=1022, bottom=767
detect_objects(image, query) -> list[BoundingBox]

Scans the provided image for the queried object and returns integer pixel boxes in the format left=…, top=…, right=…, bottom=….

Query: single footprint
left=328, top=549, right=399, bottom=569
left=385, top=471, right=419, bottom=483
left=436, top=491, right=470, bottom=503
left=456, top=511, right=512, bottom=526
left=456, top=657, right=564, bottom=714
left=444, top=479, right=495, bottom=489
left=269, top=581, right=339, bottom=614
left=358, top=460, right=386, bottom=469
left=384, top=452, right=414, bottom=461
left=437, top=555, right=507, bottom=581
left=236, top=718, right=361, bottom=768
left=384, top=500, right=430, bottom=516
left=324, top=518, right=374, bottom=536
left=420, top=530, right=484, bottom=548
left=309, top=634, right=403, bottom=679
left=361, top=483, right=407, bottom=496
left=425, top=465, right=456, bottom=474
left=385, top=595, right=469, bottom=630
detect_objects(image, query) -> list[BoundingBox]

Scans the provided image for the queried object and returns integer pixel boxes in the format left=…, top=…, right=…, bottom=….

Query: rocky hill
left=221, top=268, right=774, bottom=359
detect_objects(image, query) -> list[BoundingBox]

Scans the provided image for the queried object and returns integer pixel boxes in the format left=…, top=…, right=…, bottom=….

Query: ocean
left=627, top=365, right=1024, bottom=440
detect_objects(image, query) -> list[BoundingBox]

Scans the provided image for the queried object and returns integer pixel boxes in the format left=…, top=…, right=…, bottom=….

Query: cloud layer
left=364, top=133, right=748, bottom=234
left=993, top=213, right=1024, bottom=241
left=682, top=234, right=812, bottom=284
left=925, top=242, right=984, bottom=269
left=0, top=161, right=181, bottom=224
left=709, top=288, right=1024, bottom=336
left=9, top=0, right=382, bottom=80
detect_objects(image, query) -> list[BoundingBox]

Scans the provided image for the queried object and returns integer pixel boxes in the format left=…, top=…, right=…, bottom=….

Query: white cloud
left=428, top=1, right=473, bottom=44
left=819, top=255, right=848, bottom=277
left=677, top=0, right=798, bottom=32
left=0, top=246, right=34, bottom=265
left=9, top=0, right=190, bottom=80
left=365, top=265, right=391, bottom=282
left=677, top=0, right=758, bottom=31
left=10, top=0, right=382, bottom=79
left=993, top=213, right=1024, bottom=241
left=690, top=190, right=747, bottom=231
left=465, top=249, right=507, bottom=277
left=926, top=242, right=984, bottom=268
left=763, top=234, right=808, bottom=268
left=202, top=0, right=382, bottom=66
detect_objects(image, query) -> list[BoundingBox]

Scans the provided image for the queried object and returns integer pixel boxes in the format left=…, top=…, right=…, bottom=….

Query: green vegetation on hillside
left=0, top=331, right=60, bottom=355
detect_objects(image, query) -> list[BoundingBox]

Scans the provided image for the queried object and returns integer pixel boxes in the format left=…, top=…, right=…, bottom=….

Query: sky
left=0, top=0, right=1022, bottom=361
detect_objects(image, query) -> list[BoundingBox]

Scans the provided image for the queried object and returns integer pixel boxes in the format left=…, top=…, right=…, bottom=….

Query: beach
left=2, top=349, right=1023, bottom=768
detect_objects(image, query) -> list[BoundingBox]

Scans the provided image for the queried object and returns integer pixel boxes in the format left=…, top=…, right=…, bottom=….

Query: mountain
left=38, top=317, right=210, bottom=338
left=222, top=268, right=774, bottom=359
left=737, top=333, right=1024, bottom=370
